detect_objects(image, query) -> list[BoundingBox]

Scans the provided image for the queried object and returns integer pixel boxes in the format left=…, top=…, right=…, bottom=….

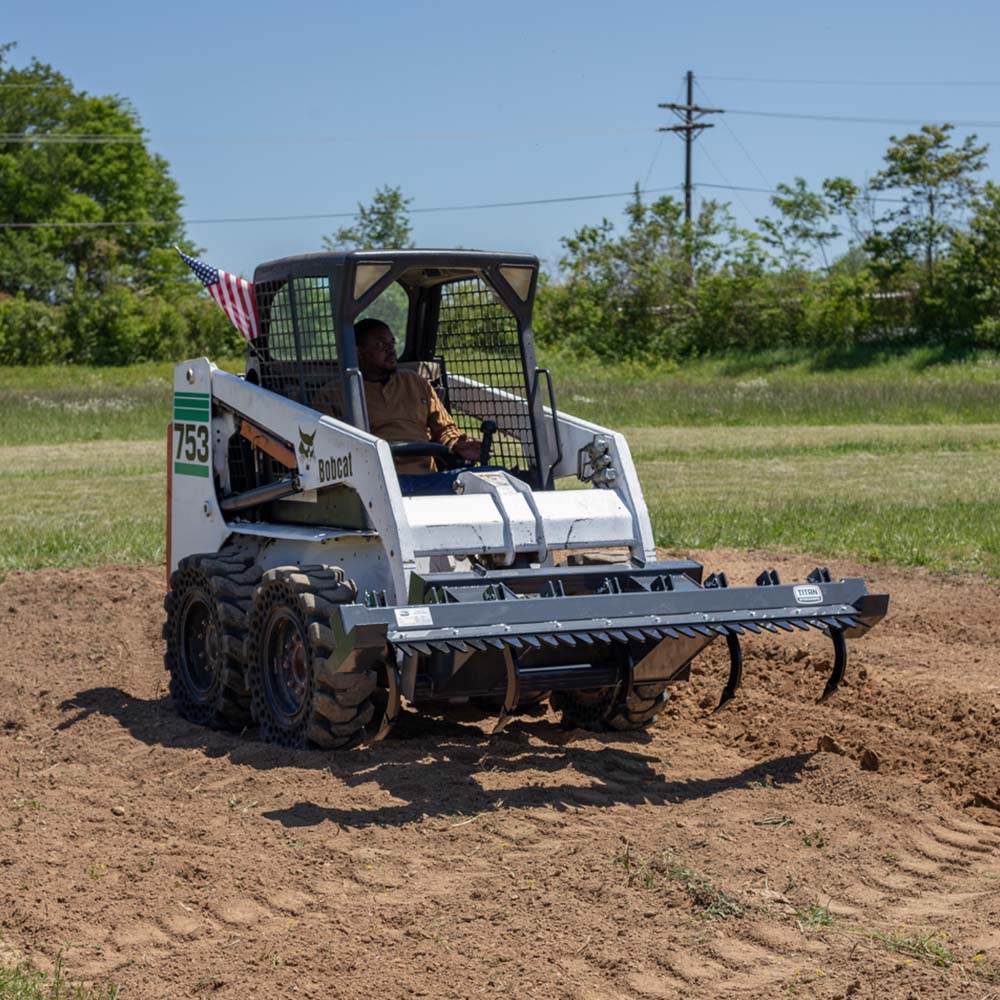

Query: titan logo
left=319, top=452, right=353, bottom=483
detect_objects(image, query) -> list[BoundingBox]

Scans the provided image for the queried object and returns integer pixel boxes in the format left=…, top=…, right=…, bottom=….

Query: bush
left=0, top=295, right=68, bottom=364
left=0, top=287, right=247, bottom=366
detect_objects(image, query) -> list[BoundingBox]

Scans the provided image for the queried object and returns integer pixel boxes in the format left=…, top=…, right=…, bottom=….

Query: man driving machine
left=315, top=318, right=482, bottom=476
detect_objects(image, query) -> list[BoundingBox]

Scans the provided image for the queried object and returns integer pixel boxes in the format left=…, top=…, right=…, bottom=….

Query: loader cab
left=245, top=250, right=560, bottom=489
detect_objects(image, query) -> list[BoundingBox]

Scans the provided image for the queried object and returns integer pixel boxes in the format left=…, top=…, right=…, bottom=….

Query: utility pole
left=658, top=71, right=723, bottom=224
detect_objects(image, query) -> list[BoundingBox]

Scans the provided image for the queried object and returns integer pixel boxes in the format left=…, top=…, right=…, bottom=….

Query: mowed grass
left=2, top=348, right=999, bottom=445
left=0, top=441, right=164, bottom=574
left=0, top=359, right=242, bottom=445
left=547, top=347, right=1000, bottom=427
left=630, top=426, right=1000, bottom=576
left=1, top=355, right=997, bottom=576
left=1, top=424, right=998, bottom=577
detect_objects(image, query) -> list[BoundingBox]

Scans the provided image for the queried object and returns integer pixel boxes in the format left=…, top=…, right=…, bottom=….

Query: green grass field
left=0, top=351, right=998, bottom=577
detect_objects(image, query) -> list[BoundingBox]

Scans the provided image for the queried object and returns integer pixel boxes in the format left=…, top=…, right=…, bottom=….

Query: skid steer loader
left=164, top=249, right=888, bottom=748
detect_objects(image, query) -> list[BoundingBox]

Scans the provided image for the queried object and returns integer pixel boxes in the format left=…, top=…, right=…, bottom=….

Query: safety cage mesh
left=435, top=277, right=536, bottom=475
left=252, top=277, right=338, bottom=407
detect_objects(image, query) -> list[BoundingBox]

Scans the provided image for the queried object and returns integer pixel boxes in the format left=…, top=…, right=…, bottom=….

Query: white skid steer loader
left=164, top=249, right=888, bottom=748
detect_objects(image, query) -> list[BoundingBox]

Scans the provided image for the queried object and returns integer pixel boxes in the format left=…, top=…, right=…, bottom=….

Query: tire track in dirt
left=1, top=558, right=1000, bottom=998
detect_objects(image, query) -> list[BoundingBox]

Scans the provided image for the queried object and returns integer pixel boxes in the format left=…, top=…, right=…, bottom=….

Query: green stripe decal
left=174, top=462, right=210, bottom=478
left=173, top=392, right=210, bottom=421
left=174, top=407, right=210, bottom=422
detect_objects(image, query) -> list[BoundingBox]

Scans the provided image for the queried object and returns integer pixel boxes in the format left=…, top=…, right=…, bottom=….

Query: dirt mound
left=1, top=554, right=999, bottom=999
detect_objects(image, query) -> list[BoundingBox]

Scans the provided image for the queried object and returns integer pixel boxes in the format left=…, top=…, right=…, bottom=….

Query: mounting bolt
left=203, top=501, right=212, bottom=518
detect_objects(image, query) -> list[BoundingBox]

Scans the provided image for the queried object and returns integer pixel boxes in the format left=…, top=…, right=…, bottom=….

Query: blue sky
left=6, top=0, right=1000, bottom=278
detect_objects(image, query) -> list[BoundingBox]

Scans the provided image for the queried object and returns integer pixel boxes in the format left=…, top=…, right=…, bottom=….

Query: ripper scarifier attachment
left=323, top=560, right=887, bottom=736
left=164, top=247, right=889, bottom=748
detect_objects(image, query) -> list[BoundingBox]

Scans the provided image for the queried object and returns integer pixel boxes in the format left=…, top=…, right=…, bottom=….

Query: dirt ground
left=1, top=549, right=999, bottom=1000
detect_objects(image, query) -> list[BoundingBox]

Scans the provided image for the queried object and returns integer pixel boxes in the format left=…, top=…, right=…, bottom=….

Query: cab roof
left=253, top=248, right=539, bottom=287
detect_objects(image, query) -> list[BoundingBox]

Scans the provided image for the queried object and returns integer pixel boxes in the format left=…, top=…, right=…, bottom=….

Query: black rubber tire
left=246, top=565, right=375, bottom=749
left=552, top=681, right=669, bottom=732
left=163, top=549, right=260, bottom=730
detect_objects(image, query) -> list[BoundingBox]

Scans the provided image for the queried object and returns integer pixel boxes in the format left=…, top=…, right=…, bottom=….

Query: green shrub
left=0, top=287, right=246, bottom=366
left=0, top=296, right=68, bottom=364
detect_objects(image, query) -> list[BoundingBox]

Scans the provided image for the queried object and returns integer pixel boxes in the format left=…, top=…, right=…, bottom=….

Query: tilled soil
left=1, top=550, right=999, bottom=999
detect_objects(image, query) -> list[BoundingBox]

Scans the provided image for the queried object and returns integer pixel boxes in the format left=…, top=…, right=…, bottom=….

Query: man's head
left=354, top=318, right=397, bottom=382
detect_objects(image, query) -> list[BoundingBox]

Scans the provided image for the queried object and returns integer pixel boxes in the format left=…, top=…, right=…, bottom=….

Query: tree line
left=535, top=125, right=1000, bottom=361
left=2, top=43, right=998, bottom=366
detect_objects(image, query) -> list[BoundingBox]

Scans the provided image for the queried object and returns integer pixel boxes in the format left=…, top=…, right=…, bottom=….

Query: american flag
left=176, top=248, right=259, bottom=341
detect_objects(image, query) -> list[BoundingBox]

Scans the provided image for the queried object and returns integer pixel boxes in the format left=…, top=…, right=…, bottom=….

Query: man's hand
left=452, top=438, right=482, bottom=463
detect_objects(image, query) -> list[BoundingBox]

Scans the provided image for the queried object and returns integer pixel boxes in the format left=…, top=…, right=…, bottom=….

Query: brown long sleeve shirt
left=314, top=369, right=466, bottom=474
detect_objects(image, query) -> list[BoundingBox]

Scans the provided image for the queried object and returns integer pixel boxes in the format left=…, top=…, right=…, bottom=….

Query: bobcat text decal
left=319, top=452, right=353, bottom=483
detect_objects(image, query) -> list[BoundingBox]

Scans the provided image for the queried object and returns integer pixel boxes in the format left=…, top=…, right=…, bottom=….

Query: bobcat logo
left=298, top=427, right=316, bottom=460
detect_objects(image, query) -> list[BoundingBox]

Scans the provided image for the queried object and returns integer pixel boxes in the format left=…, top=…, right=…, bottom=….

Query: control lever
left=479, top=419, right=498, bottom=466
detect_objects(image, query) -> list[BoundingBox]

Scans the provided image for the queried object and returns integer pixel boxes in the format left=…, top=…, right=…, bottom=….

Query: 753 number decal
left=174, top=422, right=209, bottom=464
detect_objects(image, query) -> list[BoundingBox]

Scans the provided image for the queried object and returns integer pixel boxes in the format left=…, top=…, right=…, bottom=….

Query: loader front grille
left=435, top=278, right=536, bottom=475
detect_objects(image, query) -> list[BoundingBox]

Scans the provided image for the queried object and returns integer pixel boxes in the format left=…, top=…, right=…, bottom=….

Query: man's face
left=357, top=325, right=398, bottom=377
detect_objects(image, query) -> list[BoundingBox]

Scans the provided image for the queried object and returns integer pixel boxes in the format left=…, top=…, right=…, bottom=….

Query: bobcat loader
left=165, top=249, right=888, bottom=748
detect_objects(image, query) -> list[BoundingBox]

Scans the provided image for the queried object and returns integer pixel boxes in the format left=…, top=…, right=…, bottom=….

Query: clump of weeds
left=615, top=840, right=744, bottom=919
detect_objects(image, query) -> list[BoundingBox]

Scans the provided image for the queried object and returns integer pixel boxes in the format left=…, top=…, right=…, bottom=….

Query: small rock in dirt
left=111, top=805, right=126, bottom=817
left=859, top=748, right=881, bottom=772
left=816, top=734, right=846, bottom=755
left=845, top=980, right=860, bottom=997
left=698, top=694, right=715, bottom=709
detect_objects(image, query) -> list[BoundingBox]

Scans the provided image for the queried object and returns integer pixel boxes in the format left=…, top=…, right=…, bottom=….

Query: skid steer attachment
left=326, top=561, right=887, bottom=737
left=165, top=247, right=889, bottom=748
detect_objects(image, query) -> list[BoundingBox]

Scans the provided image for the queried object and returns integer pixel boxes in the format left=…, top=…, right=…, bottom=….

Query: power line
left=5, top=107, right=1000, bottom=147
left=642, top=133, right=667, bottom=188
left=695, top=79, right=772, bottom=189
left=696, top=180, right=906, bottom=203
left=726, top=108, right=1000, bottom=128
left=0, top=124, right=656, bottom=145
left=0, top=185, right=684, bottom=230
left=697, top=142, right=756, bottom=218
left=0, top=133, right=145, bottom=143
left=642, top=76, right=684, bottom=188
left=701, top=74, right=1000, bottom=87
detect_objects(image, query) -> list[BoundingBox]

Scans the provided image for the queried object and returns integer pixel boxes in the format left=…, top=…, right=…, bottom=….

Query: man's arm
left=426, top=384, right=465, bottom=448
left=425, top=383, right=481, bottom=461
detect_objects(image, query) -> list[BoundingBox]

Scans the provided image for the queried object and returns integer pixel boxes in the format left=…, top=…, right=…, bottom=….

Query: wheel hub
left=263, top=607, right=310, bottom=726
left=178, top=590, right=221, bottom=700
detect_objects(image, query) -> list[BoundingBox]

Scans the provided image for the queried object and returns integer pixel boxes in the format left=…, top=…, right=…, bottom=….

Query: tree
left=756, top=178, right=840, bottom=270
left=0, top=43, right=194, bottom=303
left=323, top=184, right=413, bottom=250
left=869, top=124, right=987, bottom=289
left=536, top=185, right=765, bottom=359
left=943, top=181, right=1000, bottom=342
